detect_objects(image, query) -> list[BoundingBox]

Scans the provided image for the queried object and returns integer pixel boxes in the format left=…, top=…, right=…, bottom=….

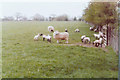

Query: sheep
left=82, top=37, right=90, bottom=44
left=99, top=31, right=104, bottom=37
left=40, top=34, right=52, bottom=42
left=90, top=26, right=94, bottom=31
left=93, top=38, right=103, bottom=47
left=48, top=26, right=54, bottom=32
left=81, top=35, right=86, bottom=42
left=34, top=33, right=40, bottom=41
left=65, top=29, right=68, bottom=32
left=94, top=29, right=98, bottom=32
left=45, top=34, right=52, bottom=43
left=93, top=34, right=100, bottom=39
left=53, top=31, right=69, bottom=43
left=40, top=34, right=46, bottom=41
left=75, top=29, right=80, bottom=32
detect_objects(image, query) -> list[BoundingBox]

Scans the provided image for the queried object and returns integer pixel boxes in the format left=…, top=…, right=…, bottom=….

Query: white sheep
left=94, top=29, right=97, bottom=32
left=99, top=31, right=103, bottom=37
left=40, top=34, right=46, bottom=41
left=48, top=26, right=54, bottom=32
left=75, top=29, right=80, bottom=32
left=81, top=35, right=86, bottom=42
left=40, top=34, right=52, bottom=42
left=65, top=29, right=68, bottom=32
left=93, top=34, right=100, bottom=39
left=90, top=26, right=94, bottom=31
left=45, top=34, right=52, bottom=43
left=53, top=31, right=69, bottom=43
left=82, top=37, right=90, bottom=44
left=34, top=34, right=40, bottom=41
left=93, top=38, right=103, bottom=47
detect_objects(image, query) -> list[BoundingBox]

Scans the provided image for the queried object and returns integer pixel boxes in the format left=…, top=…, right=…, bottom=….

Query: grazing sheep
left=45, top=34, right=52, bottom=43
left=48, top=26, right=54, bottom=32
left=81, top=35, right=86, bottom=42
left=94, top=29, right=97, bottom=32
left=53, top=31, right=69, bottom=43
left=99, top=31, right=104, bottom=37
left=82, top=37, right=90, bottom=44
left=65, top=29, right=68, bottom=32
left=90, top=26, right=94, bottom=31
left=40, top=34, right=52, bottom=42
left=93, top=38, right=103, bottom=47
left=40, top=34, right=46, bottom=41
left=34, top=33, right=40, bottom=41
left=75, top=29, right=80, bottom=32
left=93, top=34, right=100, bottom=39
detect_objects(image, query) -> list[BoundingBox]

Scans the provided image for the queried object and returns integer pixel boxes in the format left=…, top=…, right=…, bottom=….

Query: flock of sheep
left=34, top=25, right=107, bottom=47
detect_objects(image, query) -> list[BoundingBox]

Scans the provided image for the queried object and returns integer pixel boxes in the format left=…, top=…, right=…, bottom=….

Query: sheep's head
left=39, top=34, right=43, bottom=36
left=81, top=35, right=86, bottom=39
left=50, top=29, right=54, bottom=32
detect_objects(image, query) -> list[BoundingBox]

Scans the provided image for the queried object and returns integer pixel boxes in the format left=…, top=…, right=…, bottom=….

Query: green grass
left=2, top=21, right=118, bottom=78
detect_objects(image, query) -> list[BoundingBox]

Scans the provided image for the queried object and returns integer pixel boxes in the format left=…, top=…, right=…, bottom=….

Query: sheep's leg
left=65, top=38, right=68, bottom=43
left=47, top=39, right=51, bottom=43
left=43, top=38, right=45, bottom=41
left=101, top=43, right=102, bottom=47
left=49, top=38, right=51, bottom=43
left=57, top=40, right=59, bottom=43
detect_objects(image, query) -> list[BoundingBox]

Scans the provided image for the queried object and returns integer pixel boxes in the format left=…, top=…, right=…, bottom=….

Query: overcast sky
left=1, top=1, right=90, bottom=18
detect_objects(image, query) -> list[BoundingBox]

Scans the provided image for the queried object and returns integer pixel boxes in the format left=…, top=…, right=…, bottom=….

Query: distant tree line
left=1, top=13, right=82, bottom=21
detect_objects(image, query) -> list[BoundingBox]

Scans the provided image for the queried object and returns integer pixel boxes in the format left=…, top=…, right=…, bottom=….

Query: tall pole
left=107, top=24, right=109, bottom=46
left=118, top=1, right=120, bottom=80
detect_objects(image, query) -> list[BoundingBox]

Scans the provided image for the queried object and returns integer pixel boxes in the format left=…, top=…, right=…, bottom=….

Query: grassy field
left=2, top=21, right=118, bottom=78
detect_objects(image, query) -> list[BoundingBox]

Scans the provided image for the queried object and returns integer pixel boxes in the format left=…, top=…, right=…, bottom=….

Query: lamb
left=82, top=37, right=90, bottom=44
left=45, top=34, right=52, bottom=43
left=40, top=34, right=46, bottom=41
left=93, top=38, right=103, bottom=47
left=40, top=34, right=51, bottom=42
left=93, top=34, right=100, bottom=39
left=48, top=26, right=54, bottom=32
left=75, top=29, right=80, bottom=32
left=81, top=35, right=86, bottom=42
left=90, top=26, right=94, bottom=31
left=99, top=31, right=103, bottom=37
left=34, top=33, right=40, bottom=41
left=94, top=29, right=97, bottom=32
left=65, top=29, right=68, bottom=32
left=53, top=31, right=69, bottom=43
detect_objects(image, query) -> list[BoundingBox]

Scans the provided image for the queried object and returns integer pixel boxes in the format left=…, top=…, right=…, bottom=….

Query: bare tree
left=32, top=13, right=45, bottom=21
left=15, top=12, right=22, bottom=21
left=2, top=16, right=14, bottom=21
left=21, top=16, right=28, bottom=21
left=54, top=14, right=68, bottom=21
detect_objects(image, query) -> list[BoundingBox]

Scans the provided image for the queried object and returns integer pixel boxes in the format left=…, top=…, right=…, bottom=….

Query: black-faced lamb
left=65, top=29, right=68, bottom=32
left=48, top=26, right=54, bottom=32
left=75, top=29, right=80, bottom=32
left=82, top=37, right=90, bottom=44
left=93, top=38, right=103, bottom=47
left=40, top=34, right=51, bottom=42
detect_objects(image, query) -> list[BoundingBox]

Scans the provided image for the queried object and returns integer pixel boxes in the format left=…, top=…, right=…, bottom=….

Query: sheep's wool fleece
left=53, top=32, right=69, bottom=40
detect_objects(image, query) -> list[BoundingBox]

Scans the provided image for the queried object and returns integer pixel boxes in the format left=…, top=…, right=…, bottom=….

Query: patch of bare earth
left=59, top=42, right=108, bottom=52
